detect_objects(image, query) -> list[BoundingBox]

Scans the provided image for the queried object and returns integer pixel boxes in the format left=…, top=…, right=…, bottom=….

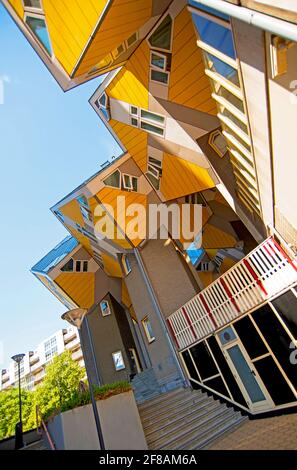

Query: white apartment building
left=0, top=327, right=84, bottom=391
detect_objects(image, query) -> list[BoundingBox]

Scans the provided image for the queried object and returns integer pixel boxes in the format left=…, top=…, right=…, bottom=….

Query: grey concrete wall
left=81, top=294, right=137, bottom=385
left=124, top=252, right=182, bottom=384
left=47, top=391, right=147, bottom=450
left=141, top=237, right=198, bottom=318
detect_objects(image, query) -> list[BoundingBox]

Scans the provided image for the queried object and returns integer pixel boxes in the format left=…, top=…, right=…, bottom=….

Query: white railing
left=167, top=237, right=297, bottom=351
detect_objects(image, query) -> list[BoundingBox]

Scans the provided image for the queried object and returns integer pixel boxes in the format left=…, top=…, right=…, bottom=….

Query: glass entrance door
left=217, top=326, right=273, bottom=412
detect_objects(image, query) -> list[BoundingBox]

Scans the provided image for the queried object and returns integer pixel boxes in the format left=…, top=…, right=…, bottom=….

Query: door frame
left=217, top=325, right=274, bottom=412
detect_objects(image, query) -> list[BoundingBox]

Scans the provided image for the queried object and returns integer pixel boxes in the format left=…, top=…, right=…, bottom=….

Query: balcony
left=72, top=349, right=83, bottom=361
left=34, top=370, right=45, bottom=383
left=65, top=336, right=80, bottom=351
left=167, top=237, right=297, bottom=350
left=29, top=352, right=39, bottom=366
left=31, top=361, right=43, bottom=373
left=63, top=328, right=77, bottom=344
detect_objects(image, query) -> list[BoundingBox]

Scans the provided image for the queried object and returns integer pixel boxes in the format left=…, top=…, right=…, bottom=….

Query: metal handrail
left=36, top=406, right=55, bottom=450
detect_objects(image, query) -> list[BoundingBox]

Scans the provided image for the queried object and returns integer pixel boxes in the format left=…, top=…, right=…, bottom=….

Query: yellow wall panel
left=56, top=272, right=95, bottom=309
left=169, top=7, right=216, bottom=115
left=161, top=154, right=215, bottom=201
left=8, top=0, right=24, bottom=18
left=89, top=196, right=132, bottom=250
left=75, top=0, right=152, bottom=76
left=97, top=187, right=147, bottom=246
left=101, top=253, right=122, bottom=278
left=109, top=120, right=148, bottom=172
left=42, top=0, right=106, bottom=74
left=197, top=271, right=214, bottom=288
left=203, top=224, right=237, bottom=249
left=65, top=225, right=92, bottom=253
left=121, top=280, right=132, bottom=308
left=107, top=41, right=149, bottom=109
left=60, top=199, right=84, bottom=227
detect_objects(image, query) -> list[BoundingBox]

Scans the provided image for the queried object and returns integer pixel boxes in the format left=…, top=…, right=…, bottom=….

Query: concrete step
left=188, top=414, right=247, bottom=450
left=164, top=409, right=244, bottom=450
left=149, top=402, right=232, bottom=450
left=138, top=387, right=188, bottom=413
left=21, top=439, right=47, bottom=451
left=176, top=411, right=247, bottom=450
left=146, top=398, right=221, bottom=444
left=142, top=392, right=211, bottom=431
left=139, top=389, right=195, bottom=420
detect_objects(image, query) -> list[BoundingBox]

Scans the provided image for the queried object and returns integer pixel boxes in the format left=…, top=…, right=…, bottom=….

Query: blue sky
left=0, top=4, right=121, bottom=368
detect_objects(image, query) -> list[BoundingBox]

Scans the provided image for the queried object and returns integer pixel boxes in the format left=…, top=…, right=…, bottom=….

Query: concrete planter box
left=47, top=390, right=147, bottom=450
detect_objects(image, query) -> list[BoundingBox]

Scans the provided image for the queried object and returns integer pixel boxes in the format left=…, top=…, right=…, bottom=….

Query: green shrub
left=49, top=381, right=132, bottom=418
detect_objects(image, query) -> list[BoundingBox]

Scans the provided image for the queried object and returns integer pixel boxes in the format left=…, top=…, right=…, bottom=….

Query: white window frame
left=147, top=14, right=174, bottom=54
left=125, top=31, right=139, bottom=49
left=150, top=51, right=167, bottom=71
left=112, top=351, right=125, bottom=371
left=112, top=42, right=126, bottom=60
left=22, top=0, right=43, bottom=14
left=142, top=317, right=155, bottom=344
left=208, top=130, right=228, bottom=158
left=24, top=11, right=53, bottom=58
left=100, top=300, right=111, bottom=317
left=130, top=106, right=166, bottom=137
left=103, top=169, right=121, bottom=189
left=122, top=173, right=138, bottom=192
left=122, top=254, right=132, bottom=276
left=150, top=68, right=170, bottom=86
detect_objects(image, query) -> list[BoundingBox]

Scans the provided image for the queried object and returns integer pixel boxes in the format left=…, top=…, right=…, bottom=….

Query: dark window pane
left=190, top=341, right=218, bottom=380
left=192, top=12, right=235, bottom=59
left=253, top=304, right=297, bottom=389
left=272, top=290, right=297, bottom=340
left=149, top=15, right=172, bottom=51
left=151, top=70, right=168, bottom=84
left=83, top=261, right=88, bottom=272
left=61, top=258, right=73, bottom=272
left=207, top=336, right=247, bottom=407
left=182, top=350, right=199, bottom=382
left=76, top=261, right=81, bottom=272
left=253, top=356, right=296, bottom=406
left=233, top=316, right=268, bottom=359
left=204, top=376, right=230, bottom=398
left=26, top=16, right=52, bottom=55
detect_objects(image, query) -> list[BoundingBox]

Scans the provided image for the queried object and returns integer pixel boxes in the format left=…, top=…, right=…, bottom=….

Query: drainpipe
left=134, top=248, right=189, bottom=387
left=191, top=0, right=297, bottom=42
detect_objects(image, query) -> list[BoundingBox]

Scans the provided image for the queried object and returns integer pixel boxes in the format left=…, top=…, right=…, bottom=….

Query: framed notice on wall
left=112, top=351, right=125, bottom=371
left=100, top=300, right=111, bottom=317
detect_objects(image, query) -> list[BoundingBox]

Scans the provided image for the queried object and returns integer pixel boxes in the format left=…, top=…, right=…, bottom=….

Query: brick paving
left=208, top=413, right=297, bottom=450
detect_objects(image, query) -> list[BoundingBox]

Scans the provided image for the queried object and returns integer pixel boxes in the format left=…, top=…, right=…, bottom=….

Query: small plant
left=46, top=381, right=132, bottom=419
left=93, top=381, right=132, bottom=401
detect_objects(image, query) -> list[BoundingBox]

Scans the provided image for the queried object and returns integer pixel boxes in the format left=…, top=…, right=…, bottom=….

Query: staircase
left=138, top=387, right=247, bottom=450
left=21, top=437, right=48, bottom=451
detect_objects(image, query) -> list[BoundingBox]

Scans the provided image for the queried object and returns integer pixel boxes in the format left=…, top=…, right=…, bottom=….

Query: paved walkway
left=209, top=412, right=297, bottom=450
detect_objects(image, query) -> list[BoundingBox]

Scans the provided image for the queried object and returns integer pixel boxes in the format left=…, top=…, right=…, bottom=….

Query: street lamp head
left=61, top=308, right=88, bottom=330
left=11, top=354, right=25, bottom=364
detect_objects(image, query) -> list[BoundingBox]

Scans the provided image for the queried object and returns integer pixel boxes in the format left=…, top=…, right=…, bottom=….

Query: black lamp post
left=61, top=308, right=105, bottom=450
left=11, top=353, right=25, bottom=450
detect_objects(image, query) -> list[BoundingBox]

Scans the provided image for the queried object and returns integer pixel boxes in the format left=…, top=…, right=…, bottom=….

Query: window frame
left=122, top=173, right=138, bottom=192
left=142, top=316, right=155, bottom=344
left=103, top=169, right=121, bottom=189
left=208, top=130, right=228, bottom=158
left=122, top=254, right=132, bottom=276
left=130, top=106, right=166, bottom=137
left=24, top=11, right=53, bottom=57
left=150, top=51, right=167, bottom=71
left=147, top=14, right=173, bottom=54
left=22, top=0, right=42, bottom=14
left=100, top=299, right=111, bottom=317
